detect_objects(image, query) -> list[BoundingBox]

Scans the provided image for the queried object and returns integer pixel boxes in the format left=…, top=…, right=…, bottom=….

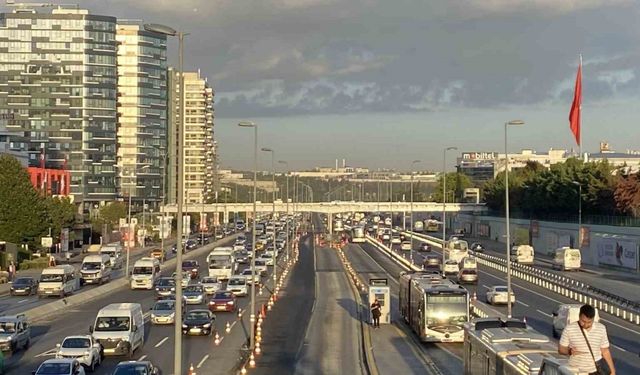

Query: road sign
left=41, top=236, right=53, bottom=248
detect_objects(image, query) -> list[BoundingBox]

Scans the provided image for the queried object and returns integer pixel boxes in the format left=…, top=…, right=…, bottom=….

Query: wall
left=455, top=213, right=640, bottom=272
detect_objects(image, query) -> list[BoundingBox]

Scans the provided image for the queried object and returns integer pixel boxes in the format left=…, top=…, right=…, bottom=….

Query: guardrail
left=401, top=230, right=640, bottom=326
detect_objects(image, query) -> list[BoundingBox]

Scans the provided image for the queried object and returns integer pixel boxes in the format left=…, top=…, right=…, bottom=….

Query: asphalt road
left=5, top=233, right=284, bottom=375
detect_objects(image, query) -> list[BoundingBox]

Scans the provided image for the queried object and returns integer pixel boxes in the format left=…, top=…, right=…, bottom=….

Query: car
left=418, top=243, right=432, bottom=252
left=0, top=314, right=30, bottom=353
left=112, top=360, right=160, bottom=375
left=227, top=276, right=248, bottom=297
left=185, top=239, right=198, bottom=251
left=245, top=243, right=254, bottom=255
left=486, top=286, right=516, bottom=305
left=55, top=335, right=102, bottom=372
left=551, top=304, right=600, bottom=338
left=33, top=358, right=86, bottom=375
left=171, top=272, right=191, bottom=288
left=183, top=284, right=206, bottom=305
left=442, top=260, right=460, bottom=275
left=257, top=254, right=274, bottom=266
left=470, top=242, right=485, bottom=253
left=200, top=277, right=222, bottom=295
left=154, top=277, right=176, bottom=298
left=208, top=291, right=237, bottom=312
left=235, top=236, right=246, bottom=245
left=149, top=248, right=164, bottom=260
left=423, top=255, right=441, bottom=266
left=240, top=269, right=261, bottom=284
left=255, top=241, right=265, bottom=251
left=182, top=309, right=216, bottom=336
left=150, top=299, right=179, bottom=325
left=234, top=251, right=249, bottom=265
left=457, top=268, right=478, bottom=284
left=381, top=230, right=391, bottom=241
left=181, top=260, right=200, bottom=279
left=400, top=241, right=412, bottom=251
left=196, top=234, right=210, bottom=245
left=9, top=276, right=38, bottom=296
left=214, top=231, right=224, bottom=240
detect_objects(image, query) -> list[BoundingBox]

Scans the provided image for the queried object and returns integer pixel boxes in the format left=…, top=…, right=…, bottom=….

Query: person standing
left=370, top=298, right=382, bottom=329
left=7, top=261, right=15, bottom=282
left=558, top=304, right=615, bottom=375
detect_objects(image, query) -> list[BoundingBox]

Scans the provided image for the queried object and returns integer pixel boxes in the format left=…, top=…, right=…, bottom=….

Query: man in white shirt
left=558, top=304, right=616, bottom=375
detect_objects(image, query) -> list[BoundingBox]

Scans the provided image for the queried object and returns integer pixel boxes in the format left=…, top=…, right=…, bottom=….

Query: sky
left=6, top=0, right=640, bottom=171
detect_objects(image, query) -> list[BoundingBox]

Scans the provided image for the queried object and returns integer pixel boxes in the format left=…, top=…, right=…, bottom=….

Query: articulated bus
left=447, top=239, right=469, bottom=263
left=351, top=226, right=366, bottom=243
left=463, top=318, right=582, bottom=375
left=425, top=219, right=440, bottom=232
left=399, top=271, right=470, bottom=343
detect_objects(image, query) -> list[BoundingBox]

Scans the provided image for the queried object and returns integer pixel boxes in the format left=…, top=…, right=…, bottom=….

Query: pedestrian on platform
left=7, top=261, right=15, bottom=282
left=371, top=298, right=381, bottom=329
left=558, top=304, right=615, bottom=375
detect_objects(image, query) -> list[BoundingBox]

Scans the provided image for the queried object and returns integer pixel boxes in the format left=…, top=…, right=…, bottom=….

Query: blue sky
left=7, top=0, right=639, bottom=171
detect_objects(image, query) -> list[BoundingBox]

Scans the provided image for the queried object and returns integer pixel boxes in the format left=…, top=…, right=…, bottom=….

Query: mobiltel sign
left=461, top=152, right=498, bottom=160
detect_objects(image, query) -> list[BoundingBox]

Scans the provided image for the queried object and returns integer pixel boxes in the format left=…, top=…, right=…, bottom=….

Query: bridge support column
left=223, top=209, right=229, bottom=225
left=328, top=213, right=333, bottom=236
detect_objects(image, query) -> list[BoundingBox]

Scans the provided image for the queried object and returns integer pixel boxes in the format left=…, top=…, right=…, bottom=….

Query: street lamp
left=143, top=22, right=187, bottom=375
left=442, top=146, right=457, bottom=266
left=410, top=159, right=421, bottom=264
left=504, top=119, right=524, bottom=318
left=278, top=161, right=290, bottom=261
left=261, top=147, right=277, bottom=288
left=572, top=181, right=582, bottom=248
left=238, top=121, right=258, bottom=354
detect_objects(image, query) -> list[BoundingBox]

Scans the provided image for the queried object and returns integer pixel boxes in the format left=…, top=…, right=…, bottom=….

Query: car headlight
left=84, top=350, right=91, bottom=356
left=155, top=287, right=160, bottom=291
left=151, top=313, right=157, bottom=319
left=182, top=324, right=188, bottom=329
left=192, top=268, right=198, bottom=272
left=202, top=323, right=211, bottom=328
left=55, top=353, right=62, bottom=358
left=227, top=300, right=235, bottom=305
left=171, top=287, right=175, bottom=291
left=169, top=312, right=175, bottom=318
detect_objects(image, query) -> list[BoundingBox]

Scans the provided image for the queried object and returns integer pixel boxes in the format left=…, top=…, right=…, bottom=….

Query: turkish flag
left=569, top=62, right=582, bottom=146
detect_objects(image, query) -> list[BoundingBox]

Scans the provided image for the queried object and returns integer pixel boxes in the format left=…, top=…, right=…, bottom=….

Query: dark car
left=9, top=277, right=38, bottom=296
left=154, top=277, right=176, bottom=299
left=113, top=360, right=160, bottom=375
left=196, top=234, right=210, bottom=245
left=182, top=309, right=215, bottom=336
left=185, top=239, right=198, bottom=251
left=234, top=251, right=249, bottom=265
left=470, top=242, right=485, bottom=253
left=208, top=291, right=237, bottom=312
left=181, top=260, right=200, bottom=279
left=418, top=243, right=432, bottom=252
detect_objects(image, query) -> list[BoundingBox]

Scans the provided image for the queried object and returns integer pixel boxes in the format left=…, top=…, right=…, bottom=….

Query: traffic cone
left=188, top=364, right=195, bottom=375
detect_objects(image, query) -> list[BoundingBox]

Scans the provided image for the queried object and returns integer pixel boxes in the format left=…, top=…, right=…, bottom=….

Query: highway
left=5, top=233, right=280, bottom=375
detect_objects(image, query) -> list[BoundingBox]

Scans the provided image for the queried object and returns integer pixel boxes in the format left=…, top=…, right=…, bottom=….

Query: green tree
left=91, top=202, right=127, bottom=235
left=42, top=196, right=76, bottom=242
left=0, top=155, right=46, bottom=245
left=433, top=172, right=473, bottom=203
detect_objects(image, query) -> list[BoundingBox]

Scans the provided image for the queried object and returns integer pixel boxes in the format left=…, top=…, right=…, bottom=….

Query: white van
left=460, top=256, right=477, bottom=270
left=90, top=303, right=144, bottom=357
left=511, top=245, right=535, bottom=265
left=81, top=254, right=112, bottom=285
left=551, top=303, right=599, bottom=338
left=38, top=265, right=79, bottom=298
left=99, top=243, right=123, bottom=270
left=130, top=257, right=161, bottom=290
left=553, top=247, right=581, bottom=271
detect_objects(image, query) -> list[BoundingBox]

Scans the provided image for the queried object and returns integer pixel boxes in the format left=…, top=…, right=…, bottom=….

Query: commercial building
left=115, top=22, right=167, bottom=209
left=167, top=69, right=215, bottom=205
left=0, top=6, right=118, bottom=211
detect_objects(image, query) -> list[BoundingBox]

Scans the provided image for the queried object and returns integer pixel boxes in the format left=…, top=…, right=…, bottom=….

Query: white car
left=55, top=335, right=102, bottom=372
left=39, top=358, right=87, bottom=375
left=442, top=260, right=460, bottom=275
left=400, top=241, right=412, bottom=251
left=240, top=268, right=261, bottom=284
left=258, top=254, right=274, bottom=266
left=172, top=272, right=190, bottom=288
left=200, top=277, right=222, bottom=295
left=486, top=286, right=516, bottom=305
left=552, top=304, right=600, bottom=338
left=254, top=260, right=268, bottom=276
left=227, top=275, right=248, bottom=297
left=391, top=234, right=402, bottom=244
left=233, top=243, right=245, bottom=252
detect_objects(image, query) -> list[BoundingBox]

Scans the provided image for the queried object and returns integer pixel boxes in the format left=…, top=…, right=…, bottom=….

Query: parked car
left=0, top=314, right=30, bottom=353
left=183, top=284, right=206, bottom=305
left=55, top=335, right=103, bottom=372
left=112, top=360, right=160, bottom=375
left=418, top=243, right=432, bottom=252
left=33, top=359, right=86, bottom=375
left=9, top=277, right=38, bottom=296
left=470, top=242, right=485, bottom=253
left=486, top=285, right=516, bottom=305
left=182, top=309, right=216, bottom=336
left=200, top=277, right=222, bottom=295
left=208, top=291, right=237, bottom=312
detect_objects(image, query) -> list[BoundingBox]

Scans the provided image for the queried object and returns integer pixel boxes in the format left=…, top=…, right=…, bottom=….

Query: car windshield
left=241, top=270, right=253, bottom=275
left=185, top=285, right=203, bottom=293
left=157, top=278, right=175, bottom=287
left=229, top=278, right=245, bottom=286
left=113, top=364, right=151, bottom=375
left=186, top=311, right=210, bottom=321
left=13, top=278, right=32, bottom=285
left=495, top=287, right=508, bottom=293
left=62, top=337, right=91, bottom=348
left=0, top=322, right=16, bottom=333
left=41, top=274, right=63, bottom=282
left=133, top=266, right=153, bottom=275
left=182, top=261, right=197, bottom=268
left=214, top=292, right=233, bottom=299
left=37, top=363, right=71, bottom=374
left=154, top=301, right=175, bottom=310
left=82, top=262, right=101, bottom=271
left=201, top=277, right=217, bottom=284
left=94, top=317, right=130, bottom=332
left=255, top=261, right=265, bottom=266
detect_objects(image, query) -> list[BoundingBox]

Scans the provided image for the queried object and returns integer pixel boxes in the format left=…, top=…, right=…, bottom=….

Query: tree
left=433, top=172, right=473, bottom=203
left=42, top=196, right=76, bottom=242
left=91, top=202, right=127, bottom=235
left=0, top=155, right=46, bottom=245
left=614, top=172, right=640, bottom=217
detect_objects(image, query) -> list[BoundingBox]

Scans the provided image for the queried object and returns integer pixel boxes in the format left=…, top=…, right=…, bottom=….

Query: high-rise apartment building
left=0, top=7, right=118, bottom=210
left=167, top=69, right=215, bottom=205
left=116, top=22, right=167, bottom=209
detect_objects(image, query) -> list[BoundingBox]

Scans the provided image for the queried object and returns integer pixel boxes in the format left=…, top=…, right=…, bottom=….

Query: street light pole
left=504, top=119, right=525, bottom=318
left=278, top=161, right=289, bottom=260
left=442, top=147, right=457, bottom=266
left=572, top=181, right=582, bottom=248
left=410, top=160, right=420, bottom=264
left=239, top=121, right=258, bottom=355
left=261, top=148, right=276, bottom=287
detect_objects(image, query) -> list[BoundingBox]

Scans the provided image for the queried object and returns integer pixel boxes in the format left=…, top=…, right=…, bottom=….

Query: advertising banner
left=60, top=228, right=69, bottom=252
left=596, top=238, right=638, bottom=270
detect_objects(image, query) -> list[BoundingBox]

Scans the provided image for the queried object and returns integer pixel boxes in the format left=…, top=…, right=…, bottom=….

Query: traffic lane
left=294, top=246, right=363, bottom=375
left=5, top=238, right=236, bottom=374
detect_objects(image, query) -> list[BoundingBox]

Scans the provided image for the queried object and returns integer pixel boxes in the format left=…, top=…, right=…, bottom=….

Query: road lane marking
left=536, top=309, right=552, bottom=318
left=481, top=284, right=490, bottom=289
left=612, top=344, right=627, bottom=352
left=35, top=348, right=58, bottom=358
left=197, top=354, right=209, bottom=368
left=155, top=337, right=169, bottom=347
left=18, top=299, right=29, bottom=304
left=143, top=312, right=151, bottom=319
left=138, top=355, right=147, bottom=361
left=517, top=301, right=530, bottom=307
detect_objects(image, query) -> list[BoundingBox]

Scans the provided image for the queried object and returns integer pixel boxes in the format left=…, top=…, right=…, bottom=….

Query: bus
left=447, top=239, right=469, bottom=263
left=425, top=219, right=439, bottom=232
left=351, top=226, right=366, bottom=243
left=413, top=220, right=424, bottom=232
left=399, top=271, right=470, bottom=343
left=207, top=247, right=236, bottom=280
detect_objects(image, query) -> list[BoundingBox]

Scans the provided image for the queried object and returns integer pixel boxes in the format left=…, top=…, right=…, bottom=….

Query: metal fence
left=484, top=210, right=640, bottom=227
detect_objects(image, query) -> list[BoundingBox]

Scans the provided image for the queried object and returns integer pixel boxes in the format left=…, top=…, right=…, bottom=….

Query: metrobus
left=351, top=226, right=366, bottom=243
left=425, top=219, right=439, bottom=232
left=399, top=271, right=469, bottom=343
left=447, top=239, right=469, bottom=263
left=207, top=247, right=236, bottom=280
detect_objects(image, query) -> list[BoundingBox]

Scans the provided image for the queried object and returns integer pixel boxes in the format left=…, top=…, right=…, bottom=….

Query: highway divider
left=23, top=234, right=240, bottom=323
left=401, top=230, right=640, bottom=326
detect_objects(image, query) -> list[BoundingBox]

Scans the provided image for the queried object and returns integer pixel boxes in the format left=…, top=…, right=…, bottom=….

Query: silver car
left=55, top=335, right=102, bottom=371
left=150, top=300, right=178, bottom=325
left=200, top=277, right=222, bottom=295
left=183, top=284, right=206, bottom=305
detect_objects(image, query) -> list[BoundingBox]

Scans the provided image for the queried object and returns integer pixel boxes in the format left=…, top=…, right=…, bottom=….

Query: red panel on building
left=27, top=167, right=71, bottom=196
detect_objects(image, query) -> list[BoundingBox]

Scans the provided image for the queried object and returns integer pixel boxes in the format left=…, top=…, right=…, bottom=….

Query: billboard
left=461, top=152, right=498, bottom=160
left=595, top=237, right=638, bottom=270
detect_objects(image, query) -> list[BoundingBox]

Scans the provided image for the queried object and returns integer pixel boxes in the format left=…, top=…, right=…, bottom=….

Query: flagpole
left=579, top=54, right=583, bottom=160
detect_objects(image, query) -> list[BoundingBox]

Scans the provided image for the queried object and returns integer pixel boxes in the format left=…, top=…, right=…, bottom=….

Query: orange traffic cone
left=188, top=363, right=196, bottom=375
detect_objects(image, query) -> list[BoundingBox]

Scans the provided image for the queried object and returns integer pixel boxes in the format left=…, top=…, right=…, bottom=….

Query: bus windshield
left=425, top=294, right=468, bottom=324
left=132, top=266, right=153, bottom=275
